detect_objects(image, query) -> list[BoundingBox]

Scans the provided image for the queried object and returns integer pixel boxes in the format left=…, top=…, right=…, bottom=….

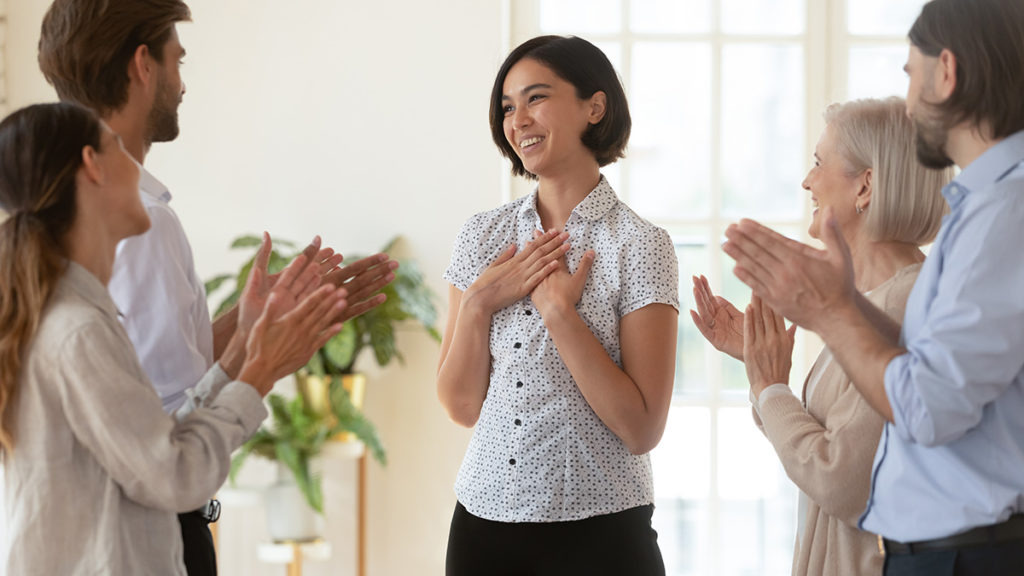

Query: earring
left=856, top=204, right=864, bottom=215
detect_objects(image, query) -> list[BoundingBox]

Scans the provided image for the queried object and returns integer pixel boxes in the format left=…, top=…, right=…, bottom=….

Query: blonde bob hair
left=824, top=97, right=953, bottom=245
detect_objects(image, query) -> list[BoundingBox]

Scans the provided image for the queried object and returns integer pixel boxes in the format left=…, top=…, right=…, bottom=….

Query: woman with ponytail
left=0, top=103, right=348, bottom=575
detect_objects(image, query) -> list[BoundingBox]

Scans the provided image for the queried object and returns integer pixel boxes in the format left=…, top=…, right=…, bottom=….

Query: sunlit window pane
left=848, top=0, right=927, bottom=36
left=652, top=407, right=713, bottom=575
left=673, top=237, right=711, bottom=395
left=593, top=41, right=623, bottom=75
left=653, top=407, right=711, bottom=499
left=721, top=43, right=804, bottom=220
left=848, top=44, right=910, bottom=100
left=721, top=0, right=804, bottom=35
left=717, top=408, right=797, bottom=573
left=654, top=499, right=712, bottom=576
left=629, top=42, right=712, bottom=220
left=631, top=0, right=711, bottom=34
left=540, top=0, right=622, bottom=34
left=718, top=500, right=796, bottom=575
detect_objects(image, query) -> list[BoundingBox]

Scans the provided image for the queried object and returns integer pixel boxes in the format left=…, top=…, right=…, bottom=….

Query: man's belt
left=881, top=514, right=1024, bottom=555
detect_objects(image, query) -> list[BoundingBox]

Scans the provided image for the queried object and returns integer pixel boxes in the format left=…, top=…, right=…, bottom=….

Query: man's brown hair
left=909, top=0, right=1024, bottom=138
left=38, top=0, right=191, bottom=116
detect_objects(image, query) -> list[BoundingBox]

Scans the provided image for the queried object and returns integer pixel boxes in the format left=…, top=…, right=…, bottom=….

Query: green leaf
left=274, top=442, right=323, bottom=514
left=230, top=235, right=263, bottom=249
left=323, top=324, right=357, bottom=373
left=204, top=274, right=233, bottom=297
left=268, top=394, right=291, bottom=429
left=369, top=320, right=396, bottom=367
left=329, top=382, right=387, bottom=465
left=267, top=250, right=291, bottom=275
left=228, top=446, right=251, bottom=485
left=305, top=351, right=326, bottom=377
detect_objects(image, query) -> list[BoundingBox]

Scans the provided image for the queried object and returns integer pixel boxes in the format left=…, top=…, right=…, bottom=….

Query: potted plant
left=207, top=234, right=439, bottom=540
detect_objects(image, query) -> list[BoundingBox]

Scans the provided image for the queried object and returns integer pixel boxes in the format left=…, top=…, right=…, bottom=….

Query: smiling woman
left=437, top=35, right=679, bottom=576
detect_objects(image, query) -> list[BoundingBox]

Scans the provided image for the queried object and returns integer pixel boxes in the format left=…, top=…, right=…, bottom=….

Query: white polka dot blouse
left=444, top=176, right=680, bottom=523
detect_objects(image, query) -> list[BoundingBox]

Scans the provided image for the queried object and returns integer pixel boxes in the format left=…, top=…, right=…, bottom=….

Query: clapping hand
left=742, top=294, right=796, bottom=399
left=723, top=208, right=857, bottom=332
left=322, top=252, right=399, bottom=323
left=690, top=275, right=745, bottom=361
left=238, top=250, right=349, bottom=396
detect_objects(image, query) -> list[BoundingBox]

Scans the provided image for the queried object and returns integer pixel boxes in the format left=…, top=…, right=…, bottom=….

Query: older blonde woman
left=691, top=97, right=953, bottom=576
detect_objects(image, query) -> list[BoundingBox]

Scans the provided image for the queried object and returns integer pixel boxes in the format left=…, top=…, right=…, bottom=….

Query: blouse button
left=525, top=310, right=533, bottom=316
left=514, top=419, right=522, bottom=426
left=516, top=381, right=523, bottom=388
left=509, top=458, right=516, bottom=465
left=513, top=342, right=522, bottom=349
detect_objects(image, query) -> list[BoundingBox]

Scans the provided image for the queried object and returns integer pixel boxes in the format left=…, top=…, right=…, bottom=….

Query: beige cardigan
left=757, top=263, right=921, bottom=576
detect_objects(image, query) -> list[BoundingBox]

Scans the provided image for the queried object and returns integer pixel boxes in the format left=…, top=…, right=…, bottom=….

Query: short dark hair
left=489, top=35, right=631, bottom=179
left=908, top=0, right=1024, bottom=138
left=38, top=0, right=192, bottom=116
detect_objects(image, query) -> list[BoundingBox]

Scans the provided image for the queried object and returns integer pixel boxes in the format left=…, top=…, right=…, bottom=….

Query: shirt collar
left=139, top=167, right=172, bottom=203
left=516, top=175, right=619, bottom=224
left=944, top=129, right=1024, bottom=206
left=62, top=261, right=120, bottom=320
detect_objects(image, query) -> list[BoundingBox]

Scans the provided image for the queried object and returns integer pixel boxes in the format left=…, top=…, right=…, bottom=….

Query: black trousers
left=883, top=540, right=1024, bottom=576
left=178, top=511, right=217, bottom=576
left=446, top=501, right=666, bottom=576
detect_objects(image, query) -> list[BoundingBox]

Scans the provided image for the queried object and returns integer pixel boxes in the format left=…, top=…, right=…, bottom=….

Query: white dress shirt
left=444, top=176, right=680, bottom=523
left=108, top=169, right=214, bottom=413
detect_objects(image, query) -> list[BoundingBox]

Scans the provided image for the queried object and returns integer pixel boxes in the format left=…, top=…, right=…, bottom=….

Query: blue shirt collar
left=944, top=130, right=1024, bottom=206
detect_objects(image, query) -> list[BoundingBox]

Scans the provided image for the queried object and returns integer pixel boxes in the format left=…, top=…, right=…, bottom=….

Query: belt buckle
left=201, top=499, right=221, bottom=523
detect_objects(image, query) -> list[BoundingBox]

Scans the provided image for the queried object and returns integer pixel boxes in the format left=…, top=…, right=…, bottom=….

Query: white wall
left=5, top=1, right=508, bottom=574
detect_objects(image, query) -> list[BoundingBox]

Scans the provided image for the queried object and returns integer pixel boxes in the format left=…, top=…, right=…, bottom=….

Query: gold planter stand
left=296, top=373, right=366, bottom=443
left=294, top=372, right=369, bottom=576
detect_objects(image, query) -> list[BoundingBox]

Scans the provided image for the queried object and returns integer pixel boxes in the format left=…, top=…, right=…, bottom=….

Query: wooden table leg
left=287, top=542, right=302, bottom=576
left=358, top=453, right=367, bottom=576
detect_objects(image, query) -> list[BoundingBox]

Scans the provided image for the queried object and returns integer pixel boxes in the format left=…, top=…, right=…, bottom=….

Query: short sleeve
left=620, top=227, right=679, bottom=316
left=442, top=216, right=479, bottom=291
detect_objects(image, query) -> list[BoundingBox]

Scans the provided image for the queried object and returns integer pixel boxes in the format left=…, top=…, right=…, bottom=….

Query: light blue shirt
left=859, top=130, right=1024, bottom=542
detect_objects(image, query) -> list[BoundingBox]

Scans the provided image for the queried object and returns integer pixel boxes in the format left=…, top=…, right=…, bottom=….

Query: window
left=509, top=1, right=927, bottom=573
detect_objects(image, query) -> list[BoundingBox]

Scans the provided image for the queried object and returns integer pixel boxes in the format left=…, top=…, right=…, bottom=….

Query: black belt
left=883, top=514, right=1024, bottom=555
left=185, top=499, right=221, bottom=524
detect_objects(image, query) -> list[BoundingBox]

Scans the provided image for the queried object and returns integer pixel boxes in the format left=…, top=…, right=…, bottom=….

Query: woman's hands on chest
left=462, top=229, right=570, bottom=316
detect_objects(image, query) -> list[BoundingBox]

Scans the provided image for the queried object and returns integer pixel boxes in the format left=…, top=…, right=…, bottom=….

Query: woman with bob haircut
left=692, top=97, right=953, bottom=576
left=437, top=35, right=678, bottom=575
left=0, top=102, right=347, bottom=576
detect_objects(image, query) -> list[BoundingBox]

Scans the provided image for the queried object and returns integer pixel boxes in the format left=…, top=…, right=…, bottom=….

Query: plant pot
left=263, top=462, right=324, bottom=543
left=297, top=373, right=366, bottom=443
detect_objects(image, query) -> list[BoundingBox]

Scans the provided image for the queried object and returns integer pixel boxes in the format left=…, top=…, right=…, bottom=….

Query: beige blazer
left=758, top=263, right=921, bottom=576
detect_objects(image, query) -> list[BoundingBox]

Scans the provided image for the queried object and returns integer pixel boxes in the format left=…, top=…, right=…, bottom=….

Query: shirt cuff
left=213, top=381, right=270, bottom=435
left=173, top=364, right=234, bottom=422
left=884, top=352, right=914, bottom=441
left=757, top=383, right=794, bottom=412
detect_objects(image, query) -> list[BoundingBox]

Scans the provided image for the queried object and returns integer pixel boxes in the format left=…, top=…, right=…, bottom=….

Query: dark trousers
left=883, top=540, right=1024, bottom=576
left=178, top=511, right=217, bottom=576
left=446, top=501, right=666, bottom=576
